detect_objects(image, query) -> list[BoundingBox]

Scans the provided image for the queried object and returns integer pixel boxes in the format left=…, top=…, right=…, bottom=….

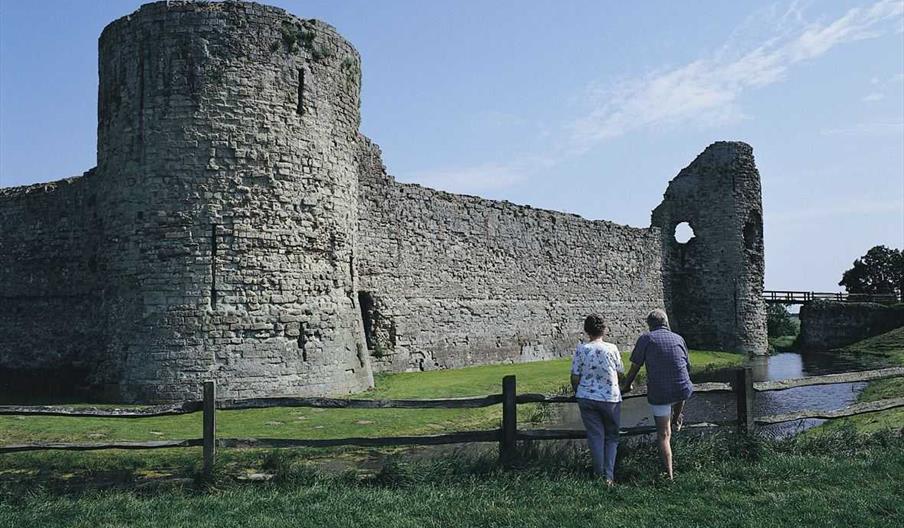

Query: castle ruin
left=0, top=1, right=767, bottom=402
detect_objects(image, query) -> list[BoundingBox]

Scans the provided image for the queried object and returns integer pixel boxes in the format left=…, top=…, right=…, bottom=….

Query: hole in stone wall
left=297, top=68, right=305, bottom=115
left=358, top=291, right=375, bottom=350
left=298, top=323, right=307, bottom=361
left=743, top=212, right=763, bottom=251
left=674, top=222, right=695, bottom=244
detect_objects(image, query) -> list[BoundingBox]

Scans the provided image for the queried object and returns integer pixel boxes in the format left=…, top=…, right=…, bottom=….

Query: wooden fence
left=1, top=367, right=903, bottom=474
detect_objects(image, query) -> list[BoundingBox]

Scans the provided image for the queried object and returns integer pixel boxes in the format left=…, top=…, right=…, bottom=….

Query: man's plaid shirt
left=629, top=327, right=693, bottom=405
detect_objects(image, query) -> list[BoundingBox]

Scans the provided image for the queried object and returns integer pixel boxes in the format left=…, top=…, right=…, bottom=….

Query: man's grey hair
left=646, top=309, right=669, bottom=330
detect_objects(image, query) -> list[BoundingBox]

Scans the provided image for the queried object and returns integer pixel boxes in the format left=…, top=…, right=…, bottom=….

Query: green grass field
left=0, top=350, right=742, bottom=492
left=0, top=350, right=742, bottom=446
left=819, top=327, right=904, bottom=433
left=2, top=430, right=902, bottom=528
left=2, top=338, right=903, bottom=527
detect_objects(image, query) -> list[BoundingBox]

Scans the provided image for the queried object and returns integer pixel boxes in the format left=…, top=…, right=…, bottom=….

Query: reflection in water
left=551, top=351, right=888, bottom=438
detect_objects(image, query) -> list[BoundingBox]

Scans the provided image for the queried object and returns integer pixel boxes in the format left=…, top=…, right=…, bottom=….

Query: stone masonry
left=0, top=1, right=767, bottom=402
left=799, top=301, right=904, bottom=350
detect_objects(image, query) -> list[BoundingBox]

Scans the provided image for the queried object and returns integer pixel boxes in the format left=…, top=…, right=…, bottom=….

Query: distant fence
left=1, top=367, right=903, bottom=474
left=763, top=290, right=902, bottom=305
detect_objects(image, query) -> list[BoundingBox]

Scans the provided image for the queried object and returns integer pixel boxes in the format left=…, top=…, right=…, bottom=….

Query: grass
left=818, top=326, right=904, bottom=434
left=1, top=430, right=902, bottom=527
left=768, top=335, right=797, bottom=352
left=2, top=343, right=902, bottom=526
left=0, top=350, right=742, bottom=446
left=0, top=351, right=743, bottom=489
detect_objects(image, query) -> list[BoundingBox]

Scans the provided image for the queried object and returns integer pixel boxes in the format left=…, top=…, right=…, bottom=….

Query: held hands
left=620, top=382, right=633, bottom=394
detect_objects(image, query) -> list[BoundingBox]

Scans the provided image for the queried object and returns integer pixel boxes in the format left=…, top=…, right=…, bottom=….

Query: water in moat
left=551, top=350, right=892, bottom=438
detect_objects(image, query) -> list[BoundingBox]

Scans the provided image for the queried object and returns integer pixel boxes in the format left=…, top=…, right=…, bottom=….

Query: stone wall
left=0, top=173, right=107, bottom=397
left=356, top=140, right=666, bottom=372
left=798, top=301, right=904, bottom=350
left=651, top=142, right=767, bottom=354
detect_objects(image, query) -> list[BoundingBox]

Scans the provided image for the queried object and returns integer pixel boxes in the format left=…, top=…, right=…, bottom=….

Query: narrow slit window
left=297, top=69, right=305, bottom=115
left=210, top=224, right=218, bottom=309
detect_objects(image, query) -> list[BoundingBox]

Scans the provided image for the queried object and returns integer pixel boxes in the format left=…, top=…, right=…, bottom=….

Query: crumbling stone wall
left=0, top=173, right=106, bottom=397
left=356, top=140, right=666, bottom=372
left=651, top=142, right=767, bottom=354
left=799, top=301, right=904, bottom=350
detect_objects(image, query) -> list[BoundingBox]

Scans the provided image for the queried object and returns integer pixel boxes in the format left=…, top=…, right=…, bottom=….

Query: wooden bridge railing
left=1, top=367, right=903, bottom=474
left=763, top=290, right=902, bottom=304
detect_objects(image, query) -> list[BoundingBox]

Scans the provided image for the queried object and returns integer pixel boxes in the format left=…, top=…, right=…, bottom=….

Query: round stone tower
left=651, top=142, right=767, bottom=355
left=95, top=1, right=372, bottom=401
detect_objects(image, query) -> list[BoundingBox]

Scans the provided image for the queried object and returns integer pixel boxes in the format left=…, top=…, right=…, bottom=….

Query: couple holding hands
left=570, top=309, right=692, bottom=485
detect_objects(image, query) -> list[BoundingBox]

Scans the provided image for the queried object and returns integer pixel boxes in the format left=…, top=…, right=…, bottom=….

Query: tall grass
left=2, top=430, right=902, bottom=527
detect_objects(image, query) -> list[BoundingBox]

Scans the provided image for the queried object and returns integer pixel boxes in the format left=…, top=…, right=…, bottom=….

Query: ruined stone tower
left=0, top=1, right=766, bottom=403
left=41, top=1, right=371, bottom=401
left=652, top=142, right=767, bottom=354
left=100, top=1, right=373, bottom=400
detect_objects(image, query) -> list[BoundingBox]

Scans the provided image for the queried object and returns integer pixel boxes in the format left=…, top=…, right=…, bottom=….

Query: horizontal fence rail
left=516, top=382, right=733, bottom=404
left=516, top=422, right=730, bottom=442
left=756, top=397, right=904, bottom=425
left=0, top=439, right=203, bottom=454
left=754, top=367, right=904, bottom=392
left=218, top=430, right=501, bottom=450
left=217, top=395, right=505, bottom=411
left=0, top=401, right=203, bottom=418
left=1, top=367, right=902, bottom=474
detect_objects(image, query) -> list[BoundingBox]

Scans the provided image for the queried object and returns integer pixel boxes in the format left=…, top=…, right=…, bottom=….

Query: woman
left=570, top=313, right=625, bottom=485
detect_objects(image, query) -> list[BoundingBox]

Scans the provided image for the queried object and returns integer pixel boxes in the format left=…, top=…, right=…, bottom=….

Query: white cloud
left=570, top=0, right=904, bottom=150
left=407, top=1, right=904, bottom=194
left=862, top=71, right=904, bottom=101
left=400, top=162, right=528, bottom=195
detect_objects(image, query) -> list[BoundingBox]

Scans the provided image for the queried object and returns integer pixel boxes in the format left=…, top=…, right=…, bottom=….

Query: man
left=620, top=309, right=692, bottom=480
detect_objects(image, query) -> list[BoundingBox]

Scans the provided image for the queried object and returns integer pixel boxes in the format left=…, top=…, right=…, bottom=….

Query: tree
left=766, top=303, right=796, bottom=337
left=839, top=245, right=904, bottom=297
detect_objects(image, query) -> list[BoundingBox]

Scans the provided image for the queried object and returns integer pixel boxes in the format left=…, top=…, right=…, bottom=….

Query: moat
left=553, top=350, right=892, bottom=437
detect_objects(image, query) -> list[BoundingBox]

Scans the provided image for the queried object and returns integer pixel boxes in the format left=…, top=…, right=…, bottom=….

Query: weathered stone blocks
left=799, top=301, right=904, bottom=350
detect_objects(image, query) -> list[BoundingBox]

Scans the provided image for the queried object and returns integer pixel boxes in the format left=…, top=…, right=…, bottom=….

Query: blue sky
left=1, top=0, right=902, bottom=292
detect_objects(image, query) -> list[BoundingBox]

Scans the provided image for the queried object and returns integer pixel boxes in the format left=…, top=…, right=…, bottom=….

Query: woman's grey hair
left=646, top=309, right=669, bottom=330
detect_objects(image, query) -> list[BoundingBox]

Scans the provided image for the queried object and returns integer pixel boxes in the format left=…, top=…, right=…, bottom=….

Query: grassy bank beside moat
left=820, top=326, right=904, bottom=433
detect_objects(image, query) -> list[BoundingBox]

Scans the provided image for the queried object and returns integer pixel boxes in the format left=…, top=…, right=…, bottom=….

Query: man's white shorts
left=649, top=403, right=675, bottom=417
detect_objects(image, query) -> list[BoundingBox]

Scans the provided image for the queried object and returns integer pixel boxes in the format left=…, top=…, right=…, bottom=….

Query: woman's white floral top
left=571, top=341, right=624, bottom=402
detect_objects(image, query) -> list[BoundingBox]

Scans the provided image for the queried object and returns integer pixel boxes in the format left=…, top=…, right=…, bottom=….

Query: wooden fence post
left=203, top=380, right=216, bottom=477
left=733, top=367, right=754, bottom=435
left=500, top=375, right=517, bottom=466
